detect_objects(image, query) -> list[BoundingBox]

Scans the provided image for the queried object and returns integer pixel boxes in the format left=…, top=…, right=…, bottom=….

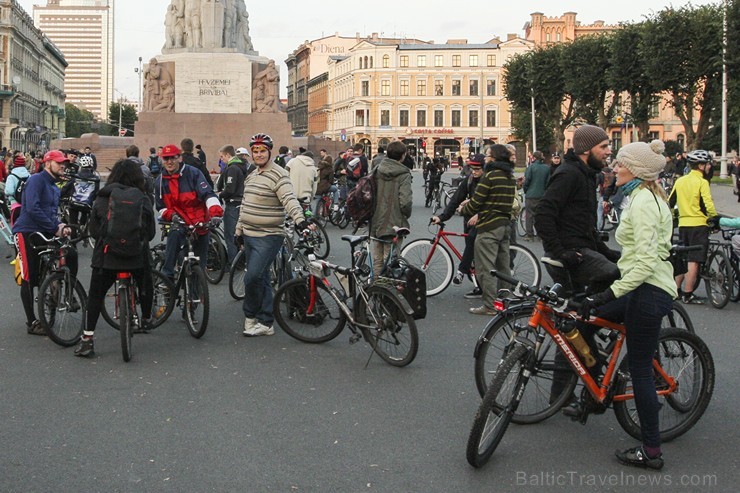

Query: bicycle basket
left=382, top=257, right=427, bottom=320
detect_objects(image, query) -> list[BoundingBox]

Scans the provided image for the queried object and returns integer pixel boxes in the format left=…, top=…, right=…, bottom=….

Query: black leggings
left=86, top=268, right=153, bottom=332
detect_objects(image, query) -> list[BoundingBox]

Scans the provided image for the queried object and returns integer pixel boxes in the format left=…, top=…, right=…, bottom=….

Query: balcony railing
left=0, top=84, right=14, bottom=97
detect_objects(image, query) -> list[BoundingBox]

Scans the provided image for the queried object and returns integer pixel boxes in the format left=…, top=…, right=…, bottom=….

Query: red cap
left=44, top=150, right=69, bottom=163
left=160, top=144, right=181, bottom=158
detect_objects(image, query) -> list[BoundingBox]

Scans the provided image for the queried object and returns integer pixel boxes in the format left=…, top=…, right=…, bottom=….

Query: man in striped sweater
left=462, top=144, right=516, bottom=315
left=235, top=134, right=311, bottom=337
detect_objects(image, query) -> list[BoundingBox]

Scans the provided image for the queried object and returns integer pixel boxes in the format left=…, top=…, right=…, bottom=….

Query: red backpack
left=346, top=173, right=376, bottom=226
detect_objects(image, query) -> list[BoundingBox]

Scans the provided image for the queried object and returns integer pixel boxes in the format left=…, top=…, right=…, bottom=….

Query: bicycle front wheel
left=184, top=265, right=209, bottom=338
left=467, top=344, right=529, bottom=468
left=204, top=237, right=227, bottom=285
left=119, top=284, right=133, bottom=362
left=229, top=250, right=246, bottom=300
left=307, top=223, right=330, bottom=259
left=516, top=210, right=527, bottom=237
left=356, top=285, right=418, bottom=367
left=150, top=271, right=175, bottom=328
left=400, top=239, right=453, bottom=296
left=509, top=244, right=541, bottom=288
left=613, top=328, right=715, bottom=442
left=273, top=277, right=346, bottom=343
left=662, top=301, right=695, bottom=333
left=37, top=272, right=86, bottom=347
left=704, top=249, right=732, bottom=309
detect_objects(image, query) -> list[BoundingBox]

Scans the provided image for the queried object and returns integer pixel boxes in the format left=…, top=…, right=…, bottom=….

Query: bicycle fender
left=473, top=301, right=535, bottom=359
left=374, top=285, right=415, bottom=316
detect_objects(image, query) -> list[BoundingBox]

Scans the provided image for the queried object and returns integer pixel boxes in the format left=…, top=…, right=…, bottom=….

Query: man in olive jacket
left=371, top=140, right=412, bottom=276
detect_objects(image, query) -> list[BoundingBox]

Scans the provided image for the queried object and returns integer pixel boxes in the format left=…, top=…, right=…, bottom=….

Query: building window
left=361, top=81, right=369, bottom=97
left=381, top=80, right=390, bottom=96
left=611, top=131, right=622, bottom=151
left=677, top=134, right=685, bottom=151
left=356, top=110, right=365, bottom=126
left=382, top=54, right=389, bottom=68
left=435, top=55, right=444, bottom=67
left=648, top=96, right=660, bottom=119
left=648, top=131, right=660, bottom=141
left=469, top=110, right=479, bottom=128
left=451, top=109, right=461, bottom=127
left=452, top=80, right=461, bottom=96
left=452, top=55, right=461, bottom=67
left=487, top=54, right=496, bottom=67
left=486, top=80, right=496, bottom=96
left=381, top=109, right=390, bottom=126
left=417, top=55, right=426, bottom=67
left=469, top=79, right=479, bottom=96
left=364, top=56, right=368, bottom=68
left=400, top=79, right=409, bottom=96
left=486, top=110, right=497, bottom=127
left=434, top=80, right=444, bottom=96
left=469, top=55, right=478, bottom=67
left=369, top=57, right=373, bottom=68
left=417, top=79, right=426, bottom=96
left=546, top=32, right=551, bottom=42
left=434, top=109, right=444, bottom=127
left=400, top=55, right=408, bottom=67
left=400, top=109, right=409, bottom=127
left=417, top=109, right=426, bottom=127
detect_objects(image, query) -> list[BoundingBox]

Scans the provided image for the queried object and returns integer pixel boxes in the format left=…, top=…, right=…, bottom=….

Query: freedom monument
left=134, top=0, right=292, bottom=163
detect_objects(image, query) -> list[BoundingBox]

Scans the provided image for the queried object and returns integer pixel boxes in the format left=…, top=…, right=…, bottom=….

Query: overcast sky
left=17, top=0, right=717, bottom=104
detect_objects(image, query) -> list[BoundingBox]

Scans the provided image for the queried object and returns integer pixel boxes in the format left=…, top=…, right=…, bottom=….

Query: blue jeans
left=595, top=283, right=673, bottom=448
left=223, top=204, right=240, bottom=265
left=241, top=234, right=284, bottom=326
left=162, top=227, right=209, bottom=279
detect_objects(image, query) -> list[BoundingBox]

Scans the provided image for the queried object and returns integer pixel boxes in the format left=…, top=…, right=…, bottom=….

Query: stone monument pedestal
left=134, top=112, right=293, bottom=173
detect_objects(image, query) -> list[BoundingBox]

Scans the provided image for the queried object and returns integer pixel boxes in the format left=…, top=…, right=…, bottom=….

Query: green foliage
left=107, top=102, right=138, bottom=136
left=64, top=103, right=95, bottom=138
left=664, top=139, right=684, bottom=156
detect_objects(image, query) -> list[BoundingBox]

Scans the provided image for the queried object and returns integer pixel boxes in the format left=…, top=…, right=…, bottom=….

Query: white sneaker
left=243, top=318, right=257, bottom=335
left=243, top=321, right=275, bottom=337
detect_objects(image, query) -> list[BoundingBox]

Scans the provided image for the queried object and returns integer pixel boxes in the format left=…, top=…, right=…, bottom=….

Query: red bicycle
left=400, top=221, right=541, bottom=296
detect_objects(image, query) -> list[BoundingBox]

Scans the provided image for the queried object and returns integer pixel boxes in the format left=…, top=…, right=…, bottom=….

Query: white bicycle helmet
left=78, top=155, right=95, bottom=169
left=685, top=150, right=711, bottom=165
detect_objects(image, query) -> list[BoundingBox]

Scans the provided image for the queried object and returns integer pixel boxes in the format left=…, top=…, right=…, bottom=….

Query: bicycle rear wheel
left=273, top=277, right=346, bottom=343
left=356, top=285, right=418, bottom=367
left=704, top=249, right=732, bottom=308
left=184, top=265, right=209, bottom=338
left=150, top=271, right=175, bottom=328
left=119, top=284, right=133, bottom=362
left=309, top=223, right=330, bottom=259
left=37, top=272, right=86, bottom=347
left=400, top=239, right=453, bottom=296
left=204, top=236, right=227, bottom=285
left=516, top=210, right=527, bottom=237
left=662, top=301, right=695, bottom=333
left=509, top=243, right=541, bottom=288
left=467, top=344, right=529, bottom=468
left=229, top=250, right=246, bottom=300
left=613, top=328, right=715, bottom=442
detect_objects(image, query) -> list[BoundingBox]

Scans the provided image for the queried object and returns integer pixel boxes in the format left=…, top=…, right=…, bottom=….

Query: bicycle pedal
left=349, top=333, right=362, bottom=345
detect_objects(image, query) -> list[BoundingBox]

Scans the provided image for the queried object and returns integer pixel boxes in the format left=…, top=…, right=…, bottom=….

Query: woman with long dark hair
left=75, top=159, right=156, bottom=357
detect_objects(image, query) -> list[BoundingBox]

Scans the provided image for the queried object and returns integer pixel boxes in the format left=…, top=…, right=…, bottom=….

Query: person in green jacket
left=578, top=140, right=677, bottom=470
left=522, top=151, right=550, bottom=240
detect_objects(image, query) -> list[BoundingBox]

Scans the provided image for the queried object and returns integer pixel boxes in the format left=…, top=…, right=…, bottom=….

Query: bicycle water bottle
left=562, top=322, right=597, bottom=368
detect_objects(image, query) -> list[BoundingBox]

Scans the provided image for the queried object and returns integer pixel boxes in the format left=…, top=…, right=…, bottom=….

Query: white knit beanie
left=616, top=140, right=666, bottom=181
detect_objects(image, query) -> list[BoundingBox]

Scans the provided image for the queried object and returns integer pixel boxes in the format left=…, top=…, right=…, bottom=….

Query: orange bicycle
left=466, top=270, right=715, bottom=468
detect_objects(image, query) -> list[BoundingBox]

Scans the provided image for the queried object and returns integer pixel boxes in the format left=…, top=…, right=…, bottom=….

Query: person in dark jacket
left=217, top=145, right=253, bottom=264
left=195, top=144, right=207, bottom=168
left=314, top=149, right=338, bottom=214
left=181, top=137, right=213, bottom=188
left=522, top=151, right=550, bottom=240
left=432, top=153, right=485, bottom=298
left=74, top=159, right=156, bottom=357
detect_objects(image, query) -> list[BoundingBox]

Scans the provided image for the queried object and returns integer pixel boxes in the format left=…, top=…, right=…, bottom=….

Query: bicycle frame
left=520, top=299, right=677, bottom=405
left=424, top=226, right=466, bottom=265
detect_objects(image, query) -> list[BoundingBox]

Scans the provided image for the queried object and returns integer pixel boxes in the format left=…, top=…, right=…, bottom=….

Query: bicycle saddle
left=393, top=226, right=411, bottom=237
left=341, top=234, right=369, bottom=247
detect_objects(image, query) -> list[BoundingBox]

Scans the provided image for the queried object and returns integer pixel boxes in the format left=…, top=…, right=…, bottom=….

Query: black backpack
left=148, top=156, right=162, bottom=175
left=13, top=176, right=29, bottom=204
left=103, top=187, right=146, bottom=258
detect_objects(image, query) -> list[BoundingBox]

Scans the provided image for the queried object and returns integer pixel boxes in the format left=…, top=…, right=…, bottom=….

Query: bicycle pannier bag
left=386, top=257, right=427, bottom=320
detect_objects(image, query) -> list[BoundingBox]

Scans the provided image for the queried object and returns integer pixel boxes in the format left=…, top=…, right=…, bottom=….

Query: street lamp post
left=720, top=0, right=729, bottom=178
left=135, top=56, right=143, bottom=113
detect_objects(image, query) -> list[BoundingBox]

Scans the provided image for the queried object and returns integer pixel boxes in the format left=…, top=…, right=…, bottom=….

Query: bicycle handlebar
left=491, top=269, right=580, bottom=312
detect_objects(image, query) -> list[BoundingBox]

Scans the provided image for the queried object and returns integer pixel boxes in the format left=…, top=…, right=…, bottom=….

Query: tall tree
left=641, top=4, right=723, bottom=150
left=64, top=103, right=95, bottom=138
left=107, top=102, right=138, bottom=136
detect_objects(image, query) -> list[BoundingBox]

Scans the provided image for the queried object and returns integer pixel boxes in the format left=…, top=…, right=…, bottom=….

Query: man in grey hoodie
left=285, top=150, right=318, bottom=203
left=371, top=141, right=412, bottom=276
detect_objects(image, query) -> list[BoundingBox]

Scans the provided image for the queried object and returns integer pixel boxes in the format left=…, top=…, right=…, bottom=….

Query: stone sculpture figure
left=143, top=58, right=163, bottom=111
left=253, top=60, right=279, bottom=113
left=152, top=81, right=176, bottom=112
left=163, top=0, right=253, bottom=53
left=222, top=0, right=236, bottom=48
left=164, top=0, right=185, bottom=48
left=235, top=2, right=253, bottom=52
left=184, top=0, right=203, bottom=48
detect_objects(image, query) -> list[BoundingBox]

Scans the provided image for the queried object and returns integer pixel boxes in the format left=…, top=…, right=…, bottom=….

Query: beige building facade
left=33, top=0, right=113, bottom=121
left=0, top=0, right=66, bottom=152
left=323, top=36, right=533, bottom=161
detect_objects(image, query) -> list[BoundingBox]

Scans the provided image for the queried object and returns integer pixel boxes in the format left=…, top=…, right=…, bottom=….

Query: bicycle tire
left=663, top=301, right=695, bottom=333
left=184, top=265, right=209, bottom=338
left=730, top=259, right=740, bottom=302
left=102, top=271, right=175, bottom=330
left=704, top=249, right=732, bottom=309
left=309, top=223, right=331, bottom=260
left=229, top=250, right=246, bottom=300
left=473, top=303, right=578, bottom=423
left=119, top=284, right=133, bottom=362
left=509, top=243, right=542, bottom=288
left=516, top=210, right=527, bottom=237
left=467, top=344, right=529, bottom=468
left=273, top=277, right=346, bottom=343
left=204, top=237, right=226, bottom=285
left=613, top=327, right=715, bottom=443
left=356, top=285, right=418, bottom=367
left=37, top=272, right=86, bottom=347
left=400, top=239, right=453, bottom=296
